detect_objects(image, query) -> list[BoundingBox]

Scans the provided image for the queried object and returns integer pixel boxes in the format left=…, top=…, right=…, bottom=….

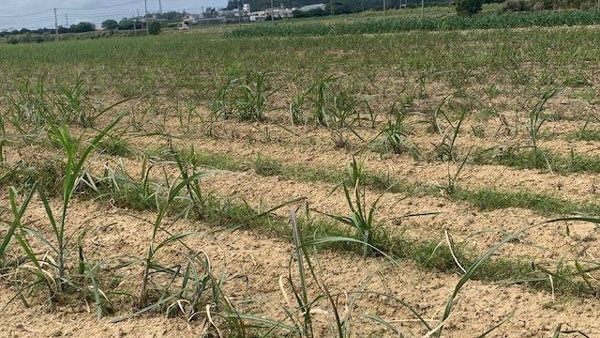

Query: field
left=2, top=7, right=600, bottom=337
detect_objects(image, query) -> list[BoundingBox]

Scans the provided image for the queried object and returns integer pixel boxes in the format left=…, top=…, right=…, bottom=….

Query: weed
left=289, top=89, right=308, bottom=126
left=253, top=153, right=283, bottom=176
left=97, top=137, right=131, bottom=157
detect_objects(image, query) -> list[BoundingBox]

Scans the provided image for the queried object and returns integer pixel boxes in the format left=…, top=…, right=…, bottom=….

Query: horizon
left=0, top=0, right=228, bottom=31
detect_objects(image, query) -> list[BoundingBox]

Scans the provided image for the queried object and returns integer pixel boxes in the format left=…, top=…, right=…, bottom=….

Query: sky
left=0, top=0, right=228, bottom=31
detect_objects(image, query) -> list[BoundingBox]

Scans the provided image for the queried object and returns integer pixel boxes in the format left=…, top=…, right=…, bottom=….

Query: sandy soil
left=1, top=190, right=600, bottom=337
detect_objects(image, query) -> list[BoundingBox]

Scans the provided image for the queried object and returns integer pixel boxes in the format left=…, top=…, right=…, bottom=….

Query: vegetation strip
left=147, top=146, right=600, bottom=216
left=230, top=10, right=600, bottom=37
left=473, top=147, right=600, bottom=175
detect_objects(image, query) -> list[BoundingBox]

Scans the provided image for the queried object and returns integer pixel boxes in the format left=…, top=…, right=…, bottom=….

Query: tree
left=118, top=18, right=134, bottom=30
left=456, top=0, right=482, bottom=15
left=102, top=19, right=119, bottom=30
left=70, top=22, right=95, bottom=33
left=148, top=21, right=161, bottom=35
left=154, top=11, right=183, bottom=20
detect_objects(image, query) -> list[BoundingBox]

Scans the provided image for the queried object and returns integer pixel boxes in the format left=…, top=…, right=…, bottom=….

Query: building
left=249, top=11, right=268, bottom=22
left=183, top=4, right=294, bottom=25
left=270, top=7, right=294, bottom=19
left=249, top=6, right=294, bottom=21
left=182, top=14, right=200, bottom=24
left=298, top=3, right=326, bottom=11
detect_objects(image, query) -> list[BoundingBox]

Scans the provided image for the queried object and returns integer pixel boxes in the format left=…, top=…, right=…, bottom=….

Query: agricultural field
left=2, top=9, right=600, bottom=337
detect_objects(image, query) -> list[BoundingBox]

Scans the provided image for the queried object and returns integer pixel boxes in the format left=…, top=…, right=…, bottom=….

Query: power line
left=0, top=1, right=145, bottom=19
left=58, top=1, right=145, bottom=11
left=66, top=11, right=145, bottom=18
left=0, top=9, right=54, bottom=18
left=0, top=0, right=208, bottom=30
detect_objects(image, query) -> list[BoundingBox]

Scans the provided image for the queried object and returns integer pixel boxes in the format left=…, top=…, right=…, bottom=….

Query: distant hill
left=226, top=0, right=405, bottom=13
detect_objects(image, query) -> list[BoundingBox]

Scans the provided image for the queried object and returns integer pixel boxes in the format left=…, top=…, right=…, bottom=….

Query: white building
left=182, top=14, right=200, bottom=24
left=298, top=3, right=326, bottom=11
left=249, top=11, right=268, bottom=21
left=249, top=6, right=294, bottom=21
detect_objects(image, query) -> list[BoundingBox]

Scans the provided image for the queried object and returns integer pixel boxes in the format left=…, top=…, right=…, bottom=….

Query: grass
left=0, top=149, right=251, bottom=334
left=452, top=188, right=600, bottom=214
left=97, top=137, right=132, bottom=157
left=3, top=136, right=597, bottom=217
left=0, top=150, right=592, bottom=304
left=473, top=147, right=600, bottom=175
left=571, top=129, right=600, bottom=142
left=252, top=153, right=284, bottom=176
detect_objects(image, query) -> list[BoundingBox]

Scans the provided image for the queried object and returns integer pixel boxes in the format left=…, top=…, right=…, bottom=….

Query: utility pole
left=421, top=0, right=424, bottom=19
left=65, top=14, right=69, bottom=27
left=330, top=0, right=334, bottom=15
left=383, top=0, right=386, bottom=15
left=54, top=8, right=58, bottom=42
left=158, top=0, right=163, bottom=14
left=238, top=0, right=242, bottom=28
left=133, top=14, right=137, bottom=34
left=144, top=0, right=149, bottom=35
left=136, top=10, right=141, bottom=35
left=271, top=0, right=274, bottom=23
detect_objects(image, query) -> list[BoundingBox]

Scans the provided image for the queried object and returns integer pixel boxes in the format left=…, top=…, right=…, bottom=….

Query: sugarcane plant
left=320, top=158, right=381, bottom=257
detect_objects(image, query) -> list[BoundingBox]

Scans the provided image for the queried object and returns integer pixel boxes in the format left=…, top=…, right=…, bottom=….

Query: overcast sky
left=0, top=0, right=227, bottom=30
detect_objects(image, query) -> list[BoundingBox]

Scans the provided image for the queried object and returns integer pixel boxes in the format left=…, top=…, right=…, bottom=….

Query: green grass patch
left=570, top=129, right=600, bottom=142
left=97, top=138, right=132, bottom=157
left=452, top=188, right=600, bottom=215
left=473, top=147, right=600, bottom=174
